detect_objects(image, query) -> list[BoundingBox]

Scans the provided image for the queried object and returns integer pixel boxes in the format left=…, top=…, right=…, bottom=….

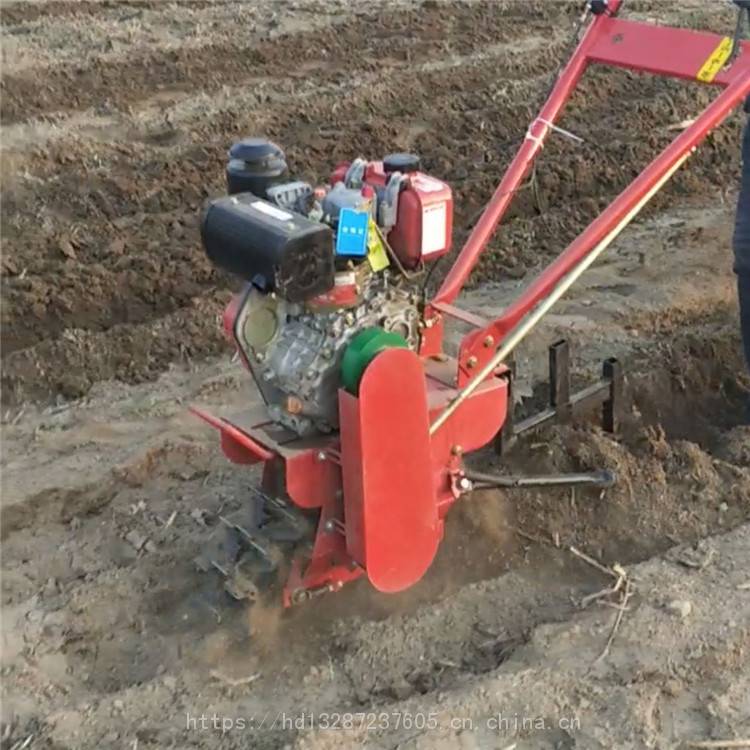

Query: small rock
left=190, top=509, right=208, bottom=526
left=666, top=599, right=692, bottom=619
left=2, top=256, right=18, bottom=275
left=113, top=699, right=124, bottom=711
left=389, top=677, right=413, bottom=700
left=718, top=502, right=729, bottom=513
left=108, top=237, right=126, bottom=255
left=662, top=678, right=683, bottom=697
left=112, top=216, right=133, bottom=230
left=58, top=236, right=77, bottom=260
left=124, top=530, right=147, bottom=551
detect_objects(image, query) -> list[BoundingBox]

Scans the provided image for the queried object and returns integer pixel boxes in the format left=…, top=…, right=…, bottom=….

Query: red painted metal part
left=282, top=448, right=341, bottom=510
left=190, top=407, right=274, bottom=464
left=422, top=8, right=750, bottom=367
left=307, top=282, right=359, bottom=309
left=339, top=348, right=441, bottom=592
left=222, top=294, right=242, bottom=338
left=282, top=484, right=363, bottom=606
left=424, top=368, right=509, bottom=516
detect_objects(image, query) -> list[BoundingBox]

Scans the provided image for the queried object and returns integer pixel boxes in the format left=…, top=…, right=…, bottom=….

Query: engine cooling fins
left=195, top=487, right=315, bottom=602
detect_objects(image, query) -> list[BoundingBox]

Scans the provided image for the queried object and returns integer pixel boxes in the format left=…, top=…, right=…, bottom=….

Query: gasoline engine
left=201, top=138, right=453, bottom=436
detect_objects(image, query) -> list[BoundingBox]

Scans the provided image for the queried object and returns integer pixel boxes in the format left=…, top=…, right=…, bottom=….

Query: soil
left=1, top=1, right=749, bottom=749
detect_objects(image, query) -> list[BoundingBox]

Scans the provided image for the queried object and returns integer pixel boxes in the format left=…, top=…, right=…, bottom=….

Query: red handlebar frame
left=421, top=1, right=750, bottom=380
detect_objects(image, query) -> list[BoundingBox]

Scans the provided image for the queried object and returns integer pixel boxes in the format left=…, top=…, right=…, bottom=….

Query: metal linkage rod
left=465, top=468, right=616, bottom=489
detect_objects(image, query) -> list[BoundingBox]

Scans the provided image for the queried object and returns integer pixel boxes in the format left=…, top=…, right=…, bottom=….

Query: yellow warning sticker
left=367, top=219, right=390, bottom=272
left=696, top=37, right=733, bottom=83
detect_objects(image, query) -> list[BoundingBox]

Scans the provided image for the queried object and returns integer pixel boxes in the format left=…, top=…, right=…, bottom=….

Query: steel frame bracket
left=495, top=339, right=623, bottom=455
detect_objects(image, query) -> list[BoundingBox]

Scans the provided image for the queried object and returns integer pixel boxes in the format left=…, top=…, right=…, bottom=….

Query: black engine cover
left=201, top=193, right=334, bottom=303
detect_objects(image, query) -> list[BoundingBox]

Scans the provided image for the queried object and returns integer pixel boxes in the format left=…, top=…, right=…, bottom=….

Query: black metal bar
left=550, top=339, right=571, bottom=421
left=514, top=377, right=612, bottom=434
left=494, top=357, right=516, bottom=455
left=465, top=468, right=616, bottom=489
left=495, top=343, right=623, bottom=444
left=602, top=357, right=622, bottom=433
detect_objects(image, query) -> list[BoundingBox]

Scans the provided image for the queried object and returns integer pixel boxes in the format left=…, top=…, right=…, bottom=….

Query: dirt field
left=1, top=1, right=749, bottom=749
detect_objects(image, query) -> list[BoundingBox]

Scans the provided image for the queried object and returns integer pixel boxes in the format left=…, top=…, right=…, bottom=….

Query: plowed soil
left=1, top=2, right=748, bottom=749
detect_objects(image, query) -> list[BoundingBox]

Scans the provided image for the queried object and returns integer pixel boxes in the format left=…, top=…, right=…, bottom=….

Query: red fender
left=339, top=348, right=441, bottom=593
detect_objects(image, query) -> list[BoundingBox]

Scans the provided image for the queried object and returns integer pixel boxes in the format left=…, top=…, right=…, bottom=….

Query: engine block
left=201, top=139, right=454, bottom=437
left=235, top=270, right=420, bottom=436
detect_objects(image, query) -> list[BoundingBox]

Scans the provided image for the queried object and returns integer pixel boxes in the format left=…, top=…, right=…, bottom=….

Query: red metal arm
left=423, top=3, right=750, bottom=377
left=430, top=5, right=607, bottom=308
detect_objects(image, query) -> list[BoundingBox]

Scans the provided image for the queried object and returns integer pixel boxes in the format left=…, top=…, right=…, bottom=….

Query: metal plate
left=339, top=348, right=440, bottom=593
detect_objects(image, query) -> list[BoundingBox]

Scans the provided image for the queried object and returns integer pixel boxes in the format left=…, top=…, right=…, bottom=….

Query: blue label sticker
left=336, top=208, right=369, bottom=257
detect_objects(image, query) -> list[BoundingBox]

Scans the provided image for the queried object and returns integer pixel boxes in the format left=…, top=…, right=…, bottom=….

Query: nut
left=285, top=395, right=303, bottom=414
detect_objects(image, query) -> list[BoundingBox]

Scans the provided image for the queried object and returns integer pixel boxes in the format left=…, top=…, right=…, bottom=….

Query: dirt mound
left=3, top=348, right=748, bottom=747
left=2, top=319, right=748, bottom=749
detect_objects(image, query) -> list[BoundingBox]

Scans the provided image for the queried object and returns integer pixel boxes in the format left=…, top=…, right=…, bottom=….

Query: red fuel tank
left=365, top=160, right=453, bottom=269
left=329, top=157, right=453, bottom=269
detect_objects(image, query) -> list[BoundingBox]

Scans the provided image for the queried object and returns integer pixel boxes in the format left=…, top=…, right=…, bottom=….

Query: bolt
left=255, top=352, right=265, bottom=363
left=285, top=395, right=303, bottom=414
left=459, top=477, right=473, bottom=492
left=483, top=336, right=494, bottom=348
left=467, top=356, right=478, bottom=369
left=291, top=589, right=310, bottom=605
left=317, top=451, right=327, bottom=462
left=451, top=445, right=463, bottom=456
left=324, top=520, right=335, bottom=532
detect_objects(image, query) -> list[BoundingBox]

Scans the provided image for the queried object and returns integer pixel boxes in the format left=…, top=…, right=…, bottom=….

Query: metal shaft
left=465, top=468, right=616, bottom=489
left=430, top=150, right=691, bottom=436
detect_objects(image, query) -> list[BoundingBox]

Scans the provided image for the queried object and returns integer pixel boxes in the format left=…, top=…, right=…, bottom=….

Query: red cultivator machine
left=193, top=0, right=750, bottom=606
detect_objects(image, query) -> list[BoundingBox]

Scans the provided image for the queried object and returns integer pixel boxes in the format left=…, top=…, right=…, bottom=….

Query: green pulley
left=341, top=327, right=409, bottom=394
